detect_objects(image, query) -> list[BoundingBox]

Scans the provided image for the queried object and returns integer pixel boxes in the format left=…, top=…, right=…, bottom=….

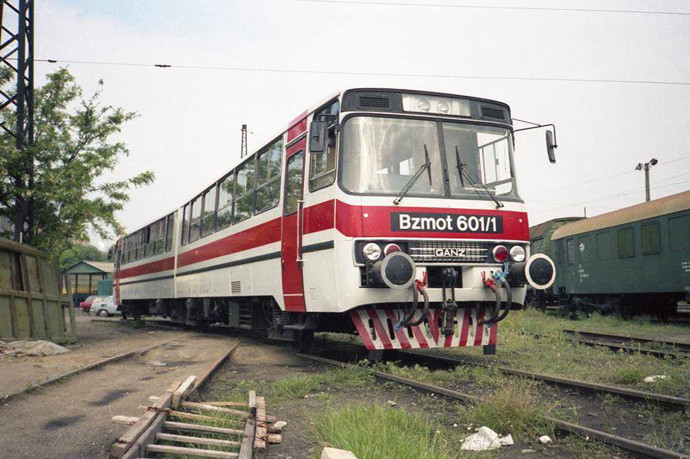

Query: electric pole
left=635, top=158, right=658, bottom=202
left=240, top=124, right=248, bottom=158
left=1, top=0, right=35, bottom=242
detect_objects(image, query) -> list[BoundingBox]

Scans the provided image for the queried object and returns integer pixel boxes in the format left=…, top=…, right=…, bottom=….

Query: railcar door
left=281, top=144, right=307, bottom=311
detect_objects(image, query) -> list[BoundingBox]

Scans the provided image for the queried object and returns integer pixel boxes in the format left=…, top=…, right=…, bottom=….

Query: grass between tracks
left=441, top=308, right=690, bottom=399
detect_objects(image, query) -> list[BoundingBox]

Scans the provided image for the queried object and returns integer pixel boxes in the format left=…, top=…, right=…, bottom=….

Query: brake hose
left=394, top=283, right=419, bottom=331
left=483, top=278, right=513, bottom=326
left=478, top=281, right=501, bottom=326
left=408, top=284, right=429, bottom=326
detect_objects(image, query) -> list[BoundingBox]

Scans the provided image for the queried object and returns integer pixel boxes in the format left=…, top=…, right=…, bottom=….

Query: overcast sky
left=35, top=0, right=690, bottom=249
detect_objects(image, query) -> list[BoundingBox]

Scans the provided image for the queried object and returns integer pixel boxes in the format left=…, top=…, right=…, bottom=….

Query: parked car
left=79, top=295, right=104, bottom=313
left=89, top=296, right=120, bottom=317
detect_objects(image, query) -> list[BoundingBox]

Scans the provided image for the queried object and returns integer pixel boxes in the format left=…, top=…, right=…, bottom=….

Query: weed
left=314, top=404, right=453, bottom=459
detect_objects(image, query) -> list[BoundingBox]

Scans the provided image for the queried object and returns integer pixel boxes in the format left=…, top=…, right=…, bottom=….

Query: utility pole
left=240, top=124, right=248, bottom=158
left=635, top=158, right=658, bottom=202
left=1, top=0, right=35, bottom=242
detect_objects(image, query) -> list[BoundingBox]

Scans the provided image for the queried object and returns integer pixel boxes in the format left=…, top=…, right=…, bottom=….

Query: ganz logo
left=391, top=212, right=503, bottom=233
left=434, top=248, right=466, bottom=258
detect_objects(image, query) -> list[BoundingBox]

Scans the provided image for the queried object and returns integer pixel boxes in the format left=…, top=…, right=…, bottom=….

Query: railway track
left=299, top=352, right=688, bottom=459
left=562, top=329, right=690, bottom=358
left=395, top=350, right=690, bottom=410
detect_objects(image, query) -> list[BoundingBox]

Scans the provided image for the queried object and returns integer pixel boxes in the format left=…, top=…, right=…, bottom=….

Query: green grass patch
left=458, top=379, right=555, bottom=441
left=314, top=404, right=453, bottom=459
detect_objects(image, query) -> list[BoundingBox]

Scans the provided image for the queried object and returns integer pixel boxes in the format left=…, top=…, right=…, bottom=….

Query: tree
left=59, top=244, right=108, bottom=271
left=0, top=68, right=154, bottom=259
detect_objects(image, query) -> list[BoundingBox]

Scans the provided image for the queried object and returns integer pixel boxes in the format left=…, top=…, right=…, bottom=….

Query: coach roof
left=551, top=190, right=690, bottom=240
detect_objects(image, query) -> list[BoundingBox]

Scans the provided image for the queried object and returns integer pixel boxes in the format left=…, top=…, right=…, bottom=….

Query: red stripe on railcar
left=287, top=111, right=307, bottom=143
left=335, top=200, right=529, bottom=240
left=116, top=257, right=175, bottom=280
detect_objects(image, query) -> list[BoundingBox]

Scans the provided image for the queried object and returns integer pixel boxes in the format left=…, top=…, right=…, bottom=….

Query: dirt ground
left=0, top=316, right=239, bottom=458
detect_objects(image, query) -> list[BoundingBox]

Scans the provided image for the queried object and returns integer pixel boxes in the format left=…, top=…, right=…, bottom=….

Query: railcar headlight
left=510, top=245, right=526, bottom=262
left=436, top=100, right=450, bottom=114
left=417, top=98, right=431, bottom=112
left=384, top=243, right=401, bottom=255
left=492, top=245, right=509, bottom=263
left=362, top=243, right=382, bottom=261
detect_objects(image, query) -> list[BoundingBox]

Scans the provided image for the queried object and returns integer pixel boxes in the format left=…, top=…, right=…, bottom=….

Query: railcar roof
left=552, top=190, right=690, bottom=240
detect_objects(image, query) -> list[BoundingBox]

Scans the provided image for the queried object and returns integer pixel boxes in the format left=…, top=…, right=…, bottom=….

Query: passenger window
left=566, top=238, right=575, bottom=265
left=189, top=197, right=202, bottom=243
left=309, top=100, right=339, bottom=191
left=256, top=139, right=283, bottom=213
left=217, top=174, right=234, bottom=230
left=165, top=214, right=174, bottom=252
left=284, top=152, right=304, bottom=215
left=234, top=159, right=256, bottom=223
left=182, top=204, right=190, bottom=246
left=669, top=215, right=690, bottom=251
left=641, top=221, right=661, bottom=255
left=201, top=187, right=217, bottom=238
left=596, top=231, right=611, bottom=260
left=616, top=226, right=635, bottom=258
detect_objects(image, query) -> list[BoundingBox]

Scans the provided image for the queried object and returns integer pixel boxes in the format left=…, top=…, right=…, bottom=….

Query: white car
left=89, top=296, right=121, bottom=317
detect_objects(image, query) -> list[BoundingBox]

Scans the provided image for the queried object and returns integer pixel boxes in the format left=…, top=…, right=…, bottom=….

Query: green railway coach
left=550, top=191, right=690, bottom=316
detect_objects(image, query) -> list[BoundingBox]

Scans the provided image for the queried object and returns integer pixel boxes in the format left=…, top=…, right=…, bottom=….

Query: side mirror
left=546, top=130, right=557, bottom=164
left=309, top=119, right=328, bottom=154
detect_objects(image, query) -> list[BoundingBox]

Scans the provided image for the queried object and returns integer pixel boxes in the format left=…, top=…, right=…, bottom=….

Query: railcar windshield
left=340, top=115, right=518, bottom=200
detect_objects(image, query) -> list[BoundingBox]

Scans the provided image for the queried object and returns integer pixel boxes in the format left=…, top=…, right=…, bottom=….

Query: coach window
left=566, top=238, right=575, bottom=265
left=616, top=226, right=635, bottom=258
left=181, top=203, right=190, bottom=246
left=165, top=214, right=174, bottom=252
left=189, top=197, right=202, bottom=243
left=641, top=221, right=661, bottom=255
left=234, top=159, right=256, bottom=223
left=156, top=218, right=167, bottom=254
left=309, top=100, right=339, bottom=191
left=284, top=151, right=304, bottom=215
left=256, top=139, right=283, bottom=213
left=596, top=231, right=611, bottom=260
left=217, top=173, right=234, bottom=230
left=201, top=187, right=217, bottom=238
left=669, top=215, right=690, bottom=252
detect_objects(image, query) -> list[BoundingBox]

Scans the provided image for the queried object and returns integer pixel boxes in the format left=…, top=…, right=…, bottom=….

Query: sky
left=33, top=0, right=690, bottom=250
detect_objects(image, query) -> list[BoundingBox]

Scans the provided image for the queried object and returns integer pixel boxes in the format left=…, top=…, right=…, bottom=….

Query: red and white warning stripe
left=350, top=307, right=497, bottom=350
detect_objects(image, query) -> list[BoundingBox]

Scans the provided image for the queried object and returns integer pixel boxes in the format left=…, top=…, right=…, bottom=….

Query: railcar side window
left=182, top=204, right=190, bottom=246
left=189, top=197, right=202, bottom=243
left=234, top=159, right=256, bottom=223
left=596, top=231, right=611, bottom=260
left=669, top=215, right=690, bottom=252
left=285, top=152, right=304, bottom=215
left=577, top=235, right=593, bottom=262
left=165, top=214, right=174, bottom=252
left=256, top=139, right=283, bottom=213
left=217, top=173, right=235, bottom=230
left=641, top=221, right=661, bottom=255
left=201, top=187, right=217, bottom=238
left=309, top=100, right=339, bottom=191
left=566, top=238, right=575, bottom=265
left=616, top=226, right=635, bottom=258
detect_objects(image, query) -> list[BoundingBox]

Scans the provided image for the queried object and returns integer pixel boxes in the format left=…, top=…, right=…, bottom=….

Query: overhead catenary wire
left=35, top=58, right=690, bottom=87
left=291, top=0, right=690, bottom=17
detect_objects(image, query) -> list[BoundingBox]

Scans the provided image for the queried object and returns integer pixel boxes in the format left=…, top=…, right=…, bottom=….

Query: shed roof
left=552, top=190, right=690, bottom=240
left=65, top=260, right=114, bottom=274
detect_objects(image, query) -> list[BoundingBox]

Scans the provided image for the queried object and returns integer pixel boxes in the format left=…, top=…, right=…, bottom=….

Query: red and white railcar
left=114, top=88, right=556, bottom=353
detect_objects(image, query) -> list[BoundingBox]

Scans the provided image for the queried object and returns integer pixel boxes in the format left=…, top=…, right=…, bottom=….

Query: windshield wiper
left=455, top=146, right=504, bottom=209
left=393, top=145, right=432, bottom=205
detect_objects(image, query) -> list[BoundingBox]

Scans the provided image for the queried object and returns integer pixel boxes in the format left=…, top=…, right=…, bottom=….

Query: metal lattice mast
left=240, top=124, right=247, bottom=158
left=0, top=0, right=34, bottom=242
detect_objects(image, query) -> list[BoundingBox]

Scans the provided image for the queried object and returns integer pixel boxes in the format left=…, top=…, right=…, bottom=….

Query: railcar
left=114, top=88, right=557, bottom=352
left=533, top=191, right=690, bottom=316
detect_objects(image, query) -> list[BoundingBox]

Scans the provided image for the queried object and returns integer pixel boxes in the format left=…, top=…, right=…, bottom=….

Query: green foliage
left=314, top=404, right=451, bottom=459
left=58, top=244, right=108, bottom=270
left=0, top=69, right=154, bottom=259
